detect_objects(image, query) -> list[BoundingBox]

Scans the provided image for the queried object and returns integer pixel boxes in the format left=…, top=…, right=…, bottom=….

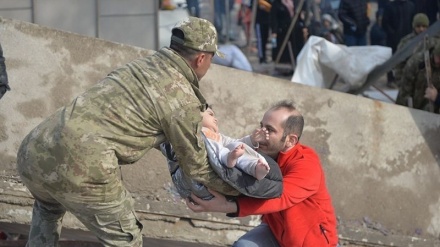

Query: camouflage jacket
left=394, top=34, right=440, bottom=84
left=396, top=51, right=440, bottom=113
left=19, top=47, right=237, bottom=195
left=394, top=32, right=416, bottom=83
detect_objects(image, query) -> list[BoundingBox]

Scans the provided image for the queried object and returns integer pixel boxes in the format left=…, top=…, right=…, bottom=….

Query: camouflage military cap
left=171, top=17, right=225, bottom=58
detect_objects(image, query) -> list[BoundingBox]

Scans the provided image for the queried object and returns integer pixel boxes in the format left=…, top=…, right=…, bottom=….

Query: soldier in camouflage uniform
left=393, top=13, right=429, bottom=86
left=396, top=42, right=440, bottom=113
left=16, top=17, right=237, bottom=247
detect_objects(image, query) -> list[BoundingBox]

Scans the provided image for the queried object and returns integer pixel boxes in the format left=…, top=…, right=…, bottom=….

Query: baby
left=201, top=107, right=270, bottom=180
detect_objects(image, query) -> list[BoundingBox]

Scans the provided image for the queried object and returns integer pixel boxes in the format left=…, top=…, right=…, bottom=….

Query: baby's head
left=201, top=106, right=219, bottom=133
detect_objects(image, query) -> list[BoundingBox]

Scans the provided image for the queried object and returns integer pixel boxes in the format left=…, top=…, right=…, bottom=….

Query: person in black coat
left=382, top=0, right=415, bottom=53
left=254, top=0, right=272, bottom=64
left=382, top=0, right=415, bottom=87
left=270, top=0, right=308, bottom=65
left=377, top=0, right=389, bottom=12
left=338, top=0, right=370, bottom=46
left=370, top=9, right=387, bottom=46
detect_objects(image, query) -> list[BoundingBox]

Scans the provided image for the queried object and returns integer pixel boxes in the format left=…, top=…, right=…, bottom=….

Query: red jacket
left=236, top=143, right=338, bottom=247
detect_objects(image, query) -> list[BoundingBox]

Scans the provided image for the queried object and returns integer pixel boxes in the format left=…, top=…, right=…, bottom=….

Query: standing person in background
left=214, top=0, right=226, bottom=41
left=237, top=0, right=253, bottom=47
left=369, top=9, right=387, bottom=46
left=254, top=0, right=272, bottom=64
left=186, top=0, right=200, bottom=17
left=270, top=0, right=308, bottom=66
left=270, top=0, right=295, bottom=64
left=338, top=0, right=370, bottom=46
left=0, top=41, right=9, bottom=100
left=377, top=0, right=389, bottom=12
left=214, top=0, right=235, bottom=43
left=292, top=4, right=309, bottom=59
left=16, top=17, right=232, bottom=247
left=186, top=100, right=339, bottom=247
left=394, top=13, right=429, bottom=87
left=382, top=0, right=415, bottom=88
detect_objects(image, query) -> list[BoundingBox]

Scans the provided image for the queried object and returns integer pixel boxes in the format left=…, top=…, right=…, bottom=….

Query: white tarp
left=291, top=36, right=392, bottom=90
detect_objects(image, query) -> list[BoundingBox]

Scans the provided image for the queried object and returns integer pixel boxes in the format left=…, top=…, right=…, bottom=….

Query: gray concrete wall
left=1, top=17, right=440, bottom=246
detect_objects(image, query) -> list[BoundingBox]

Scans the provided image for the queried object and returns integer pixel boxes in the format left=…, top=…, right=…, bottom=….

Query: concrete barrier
left=1, top=17, right=440, bottom=246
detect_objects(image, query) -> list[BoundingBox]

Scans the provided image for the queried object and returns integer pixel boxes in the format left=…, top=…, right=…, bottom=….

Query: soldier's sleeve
left=396, top=38, right=405, bottom=52
left=396, top=55, right=419, bottom=106
left=394, top=39, right=407, bottom=82
left=161, top=102, right=237, bottom=195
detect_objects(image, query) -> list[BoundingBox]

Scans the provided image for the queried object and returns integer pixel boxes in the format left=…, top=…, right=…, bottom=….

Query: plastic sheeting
left=291, top=36, right=392, bottom=90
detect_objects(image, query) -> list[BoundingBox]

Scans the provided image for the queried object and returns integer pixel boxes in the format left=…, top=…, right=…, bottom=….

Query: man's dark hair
left=169, top=29, right=202, bottom=60
left=270, top=100, right=304, bottom=141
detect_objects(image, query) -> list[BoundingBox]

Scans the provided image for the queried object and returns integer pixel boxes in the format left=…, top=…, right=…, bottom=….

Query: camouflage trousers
left=16, top=143, right=143, bottom=246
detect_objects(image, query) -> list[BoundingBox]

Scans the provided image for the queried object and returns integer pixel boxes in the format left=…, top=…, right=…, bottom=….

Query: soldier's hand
left=424, top=86, right=438, bottom=102
left=186, top=189, right=237, bottom=214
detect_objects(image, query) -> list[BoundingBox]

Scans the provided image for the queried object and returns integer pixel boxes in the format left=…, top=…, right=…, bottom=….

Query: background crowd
left=159, top=0, right=440, bottom=114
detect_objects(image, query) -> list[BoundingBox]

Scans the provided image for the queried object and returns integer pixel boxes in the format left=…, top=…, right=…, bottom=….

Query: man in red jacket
left=187, top=100, right=339, bottom=247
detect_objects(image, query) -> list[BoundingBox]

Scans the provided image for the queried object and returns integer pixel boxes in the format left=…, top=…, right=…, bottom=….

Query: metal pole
left=30, top=0, right=35, bottom=23
left=225, top=0, right=230, bottom=43
left=154, top=0, right=160, bottom=50
left=95, top=0, right=100, bottom=38
left=371, top=84, right=396, bottom=103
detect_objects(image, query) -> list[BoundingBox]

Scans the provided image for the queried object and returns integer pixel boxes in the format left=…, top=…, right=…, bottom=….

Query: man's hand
left=424, top=86, right=438, bottom=102
left=186, top=189, right=237, bottom=214
left=251, top=127, right=269, bottom=148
